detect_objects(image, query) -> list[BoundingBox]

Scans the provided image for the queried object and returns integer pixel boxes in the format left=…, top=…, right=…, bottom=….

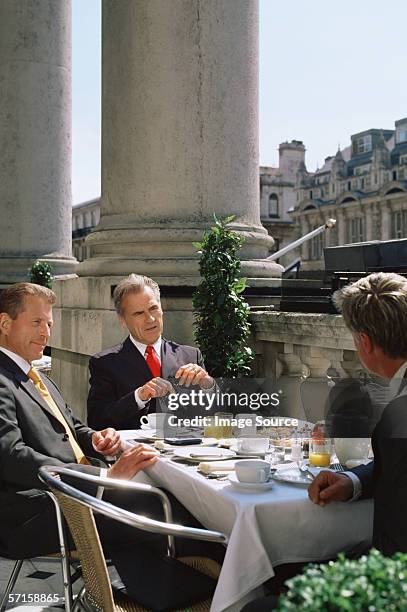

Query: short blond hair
left=333, top=272, right=407, bottom=358
left=0, top=282, right=56, bottom=320
left=113, top=274, right=160, bottom=315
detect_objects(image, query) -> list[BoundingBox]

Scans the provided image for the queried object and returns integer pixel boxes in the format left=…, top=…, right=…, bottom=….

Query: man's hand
left=308, top=471, right=354, bottom=507
left=92, top=428, right=121, bottom=456
left=175, top=364, right=214, bottom=389
left=138, top=377, right=175, bottom=402
left=108, top=444, right=159, bottom=479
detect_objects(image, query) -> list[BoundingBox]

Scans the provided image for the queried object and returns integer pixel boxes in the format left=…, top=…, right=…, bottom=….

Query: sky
left=72, top=0, right=407, bottom=205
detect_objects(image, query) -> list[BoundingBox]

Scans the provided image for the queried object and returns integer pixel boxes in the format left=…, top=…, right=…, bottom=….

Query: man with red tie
left=87, top=274, right=214, bottom=430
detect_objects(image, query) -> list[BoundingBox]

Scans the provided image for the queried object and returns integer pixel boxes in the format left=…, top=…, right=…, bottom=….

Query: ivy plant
left=29, top=261, right=54, bottom=289
left=277, top=549, right=407, bottom=611
left=192, top=215, right=253, bottom=378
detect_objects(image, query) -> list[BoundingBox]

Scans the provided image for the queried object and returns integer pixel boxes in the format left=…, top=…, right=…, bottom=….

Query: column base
left=0, top=255, right=78, bottom=286
left=78, top=222, right=284, bottom=278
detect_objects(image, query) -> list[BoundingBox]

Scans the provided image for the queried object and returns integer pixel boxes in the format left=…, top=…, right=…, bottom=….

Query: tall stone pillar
left=0, top=0, right=76, bottom=284
left=80, top=0, right=282, bottom=279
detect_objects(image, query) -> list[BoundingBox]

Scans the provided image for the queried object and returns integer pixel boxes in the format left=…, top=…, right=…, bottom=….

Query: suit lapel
left=0, top=351, right=74, bottom=432
left=161, top=339, right=177, bottom=379
left=121, top=336, right=153, bottom=380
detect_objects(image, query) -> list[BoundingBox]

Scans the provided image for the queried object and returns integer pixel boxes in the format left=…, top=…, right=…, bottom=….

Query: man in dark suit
left=0, top=282, right=162, bottom=558
left=87, top=274, right=215, bottom=430
left=309, top=272, right=407, bottom=556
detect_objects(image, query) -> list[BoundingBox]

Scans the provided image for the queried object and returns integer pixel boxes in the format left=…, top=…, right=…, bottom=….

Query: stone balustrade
left=250, top=311, right=386, bottom=423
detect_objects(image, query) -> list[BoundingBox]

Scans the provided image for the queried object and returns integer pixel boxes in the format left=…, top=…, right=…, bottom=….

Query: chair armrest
left=39, top=466, right=228, bottom=550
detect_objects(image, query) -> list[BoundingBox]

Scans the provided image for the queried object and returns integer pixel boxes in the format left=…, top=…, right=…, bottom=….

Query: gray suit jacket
left=0, top=351, right=101, bottom=554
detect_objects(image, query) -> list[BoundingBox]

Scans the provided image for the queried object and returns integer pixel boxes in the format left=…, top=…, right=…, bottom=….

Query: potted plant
left=192, top=215, right=253, bottom=378
left=276, top=549, right=407, bottom=611
left=29, top=261, right=54, bottom=288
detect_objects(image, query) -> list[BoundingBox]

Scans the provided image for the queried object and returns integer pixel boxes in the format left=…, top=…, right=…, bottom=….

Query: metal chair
left=0, top=492, right=77, bottom=612
left=39, top=466, right=228, bottom=612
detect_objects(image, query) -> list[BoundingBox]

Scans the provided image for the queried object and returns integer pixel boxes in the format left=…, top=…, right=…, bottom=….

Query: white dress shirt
left=130, top=335, right=162, bottom=408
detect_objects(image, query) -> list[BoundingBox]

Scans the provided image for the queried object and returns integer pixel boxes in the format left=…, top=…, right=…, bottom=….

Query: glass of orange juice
left=309, top=438, right=332, bottom=467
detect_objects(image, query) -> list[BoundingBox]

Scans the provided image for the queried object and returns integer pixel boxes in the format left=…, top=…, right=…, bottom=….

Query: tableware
left=233, top=413, right=257, bottom=437
left=204, top=412, right=234, bottom=439
left=228, top=472, right=273, bottom=491
left=235, top=459, right=271, bottom=483
left=309, top=421, right=332, bottom=467
left=334, top=438, right=370, bottom=466
left=296, top=462, right=314, bottom=481
left=268, top=445, right=286, bottom=466
left=173, top=446, right=236, bottom=462
left=273, top=467, right=317, bottom=485
left=236, top=438, right=269, bottom=454
left=140, top=413, right=167, bottom=429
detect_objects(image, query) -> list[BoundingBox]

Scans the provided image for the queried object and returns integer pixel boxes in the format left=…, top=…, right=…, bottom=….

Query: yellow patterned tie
left=28, top=368, right=88, bottom=465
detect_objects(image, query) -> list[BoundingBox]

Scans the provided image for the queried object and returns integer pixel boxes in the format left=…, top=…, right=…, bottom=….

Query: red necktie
left=145, top=345, right=161, bottom=378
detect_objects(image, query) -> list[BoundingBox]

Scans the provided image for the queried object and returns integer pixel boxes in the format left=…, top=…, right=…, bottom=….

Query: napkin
left=198, top=460, right=237, bottom=474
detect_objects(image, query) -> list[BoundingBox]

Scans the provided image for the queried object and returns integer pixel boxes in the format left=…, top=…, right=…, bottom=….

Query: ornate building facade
left=292, top=117, right=407, bottom=271
left=73, top=117, right=407, bottom=271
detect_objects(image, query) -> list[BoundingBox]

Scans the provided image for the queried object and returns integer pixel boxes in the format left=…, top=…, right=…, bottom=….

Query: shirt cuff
left=343, top=470, right=362, bottom=501
left=200, top=378, right=216, bottom=393
left=134, top=387, right=149, bottom=408
left=97, top=468, right=108, bottom=500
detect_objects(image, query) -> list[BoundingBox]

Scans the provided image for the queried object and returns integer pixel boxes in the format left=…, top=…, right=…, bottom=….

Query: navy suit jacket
left=87, top=337, right=204, bottom=430
left=351, top=381, right=407, bottom=555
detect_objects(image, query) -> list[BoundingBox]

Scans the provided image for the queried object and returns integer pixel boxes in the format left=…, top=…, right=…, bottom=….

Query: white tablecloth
left=135, top=454, right=373, bottom=612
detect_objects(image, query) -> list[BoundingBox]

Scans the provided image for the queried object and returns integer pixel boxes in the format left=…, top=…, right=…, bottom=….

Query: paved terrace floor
left=0, top=556, right=83, bottom=611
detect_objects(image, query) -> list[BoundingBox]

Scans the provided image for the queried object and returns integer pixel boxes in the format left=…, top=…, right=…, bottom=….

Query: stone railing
left=250, top=311, right=388, bottom=424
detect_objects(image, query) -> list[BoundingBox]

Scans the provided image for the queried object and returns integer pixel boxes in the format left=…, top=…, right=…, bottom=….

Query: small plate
left=273, top=467, right=316, bottom=485
left=141, top=424, right=157, bottom=432
left=173, top=447, right=236, bottom=462
left=230, top=445, right=266, bottom=458
left=228, top=473, right=273, bottom=491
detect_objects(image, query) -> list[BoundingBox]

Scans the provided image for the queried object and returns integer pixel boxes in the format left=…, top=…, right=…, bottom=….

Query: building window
left=268, top=194, right=279, bottom=218
left=396, top=124, right=407, bottom=144
left=392, top=170, right=397, bottom=181
left=309, top=227, right=323, bottom=260
left=346, top=218, right=364, bottom=243
left=360, top=178, right=364, bottom=190
left=309, top=190, right=313, bottom=200
left=353, top=134, right=372, bottom=155
left=391, top=210, right=407, bottom=239
left=347, top=181, right=351, bottom=191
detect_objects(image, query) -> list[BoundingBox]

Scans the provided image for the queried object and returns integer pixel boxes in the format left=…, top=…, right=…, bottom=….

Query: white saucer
left=230, top=445, right=266, bottom=457
left=228, top=473, right=273, bottom=491
left=173, top=447, right=236, bottom=462
left=141, top=424, right=157, bottom=432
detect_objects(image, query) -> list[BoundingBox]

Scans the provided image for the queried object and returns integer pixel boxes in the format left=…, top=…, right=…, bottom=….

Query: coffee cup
left=237, top=437, right=269, bottom=454
left=334, top=438, right=370, bottom=465
left=235, top=459, right=271, bottom=483
left=140, top=413, right=166, bottom=429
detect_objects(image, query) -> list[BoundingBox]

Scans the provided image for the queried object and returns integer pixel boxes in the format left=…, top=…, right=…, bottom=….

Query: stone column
left=80, top=0, right=282, bottom=280
left=0, top=0, right=76, bottom=284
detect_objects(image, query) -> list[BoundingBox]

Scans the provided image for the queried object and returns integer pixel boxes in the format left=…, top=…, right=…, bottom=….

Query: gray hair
left=0, top=282, right=56, bottom=320
left=113, top=274, right=160, bottom=315
left=333, top=272, right=407, bottom=358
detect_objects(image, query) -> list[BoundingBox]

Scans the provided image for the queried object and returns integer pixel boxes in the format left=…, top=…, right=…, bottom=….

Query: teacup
left=235, top=459, right=271, bottom=483
left=334, top=438, right=370, bottom=466
left=140, top=413, right=166, bottom=429
left=237, top=437, right=269, bottom=454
